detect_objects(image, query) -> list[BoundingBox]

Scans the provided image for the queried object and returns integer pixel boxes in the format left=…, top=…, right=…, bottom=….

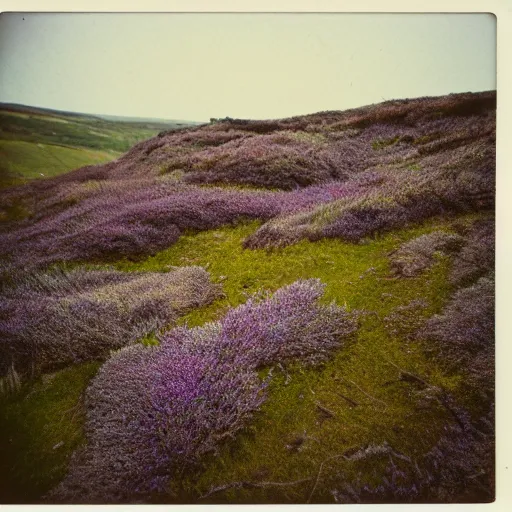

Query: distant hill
left=0, top=102, right=105, bottom=120
left=96, top=112, right=203, bottom=126
left=0, top=102, right=203, bottom=127
left=0, top=102, right=201, bottom=187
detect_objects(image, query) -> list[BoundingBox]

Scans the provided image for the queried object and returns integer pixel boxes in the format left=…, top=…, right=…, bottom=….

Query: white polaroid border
left=0, top=2, right=509, bottom=512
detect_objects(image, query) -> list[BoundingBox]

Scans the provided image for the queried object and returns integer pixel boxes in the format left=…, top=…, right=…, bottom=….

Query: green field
left=0, top=140, right=118, bottom=184
left=0, top=104, right=200, bottom=187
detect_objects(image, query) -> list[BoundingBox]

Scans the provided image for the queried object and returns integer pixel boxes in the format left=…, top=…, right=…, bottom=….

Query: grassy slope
left=0, top=92, right=494, bottom=503
left=0, top=212, right=489, bottom=503
left=0, top=108, right=196, bottom=187
left=0, top=140, right=117, bottom=181
left=0, top=363, right=100, bottom=502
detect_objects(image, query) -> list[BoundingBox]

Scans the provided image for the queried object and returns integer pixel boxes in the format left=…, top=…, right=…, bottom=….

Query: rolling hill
left=0, top=91, right=495, bottom=504
left=0, top=102, right=202, bottom=187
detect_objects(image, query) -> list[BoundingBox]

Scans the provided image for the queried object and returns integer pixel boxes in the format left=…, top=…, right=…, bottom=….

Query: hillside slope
left=0, top=91, right=495, bottom=504
left=0, top=103, right=200, bottom=187
left=0, top=91, right=495, bottom=272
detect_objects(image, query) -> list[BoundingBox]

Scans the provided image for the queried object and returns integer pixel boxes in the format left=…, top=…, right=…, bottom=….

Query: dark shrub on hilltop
left=0, top=266, right=221, bottom=387
left=48, top=279, right=358, bottom=503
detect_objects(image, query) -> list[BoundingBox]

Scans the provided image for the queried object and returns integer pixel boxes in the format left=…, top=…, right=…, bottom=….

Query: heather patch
left=49, top=280, right=357, bottom=503
left=110, top=219, right=484, bottom=503
left=246, top=138, right=494, bottom=248
left=0, top=178, right=387, bottom=275
left=0, top=91, right=495, bottom=504
left=0, top=266, right=221, bottom=385
left=449, top=218, right=494, bottom=286
left=389, top=231, right=465, bottom=277
left=0, top=184, right=282, bottom=274
left=417, top=275, right=495, bottom=391
left=179, top=134, right=342, bottom=190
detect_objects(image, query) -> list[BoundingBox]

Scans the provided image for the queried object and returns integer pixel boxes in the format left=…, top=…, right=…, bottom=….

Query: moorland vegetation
left=0, top=91, right=495, bottom=504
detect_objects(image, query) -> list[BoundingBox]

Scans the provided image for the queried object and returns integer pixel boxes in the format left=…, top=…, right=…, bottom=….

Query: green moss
left=0, top=362, right=100, bottom=503
left=110, top=215, right=479, bottom=502
left=0, top=200, right=31, bottom=223
left=175, top=240, right=458, bottom=502
left=1, top=212, right=489, bottom=503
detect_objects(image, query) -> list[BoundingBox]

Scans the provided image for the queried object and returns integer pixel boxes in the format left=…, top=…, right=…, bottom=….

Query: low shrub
left=389, top=231, right=465, bottom=277
left=450, top=218, right=494, bottom=286
left=0, top=185, right=283, bottom=272
left=48, top=279, right=358, bottom=503
left=0, top=266, right=221, bottom=382
left=180, top=134, right=342, bottom=190
left=417, top=275, right=494, bottom=389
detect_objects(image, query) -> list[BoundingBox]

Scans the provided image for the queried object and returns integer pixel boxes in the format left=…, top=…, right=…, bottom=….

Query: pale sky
left=0, top=13, right=496, bottom=122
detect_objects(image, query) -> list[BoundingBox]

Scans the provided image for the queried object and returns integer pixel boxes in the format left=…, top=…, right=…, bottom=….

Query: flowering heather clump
left=243, top=172, right=386, bottom=248
left=317, top=125, right=494, bottom=243
left=0, top=266, right=221, bottom=382
left=49, top=279, right=358, bottom=503
left=418, top=275, right=494, bottom=389
left=450, top=218, right=494, bottom=286
left=210, top=279, right=356, bottom=368
left=178, top=133, right=343, bottom=190
left=389, top=231, right=465, bottom=277
left=0, top=184, right=284, bottom=273
left=246, top=134, right=494, bottom=248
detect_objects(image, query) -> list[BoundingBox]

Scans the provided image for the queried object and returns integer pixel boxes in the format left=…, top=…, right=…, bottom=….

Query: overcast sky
left=0, top=13, right=496, bottom=122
